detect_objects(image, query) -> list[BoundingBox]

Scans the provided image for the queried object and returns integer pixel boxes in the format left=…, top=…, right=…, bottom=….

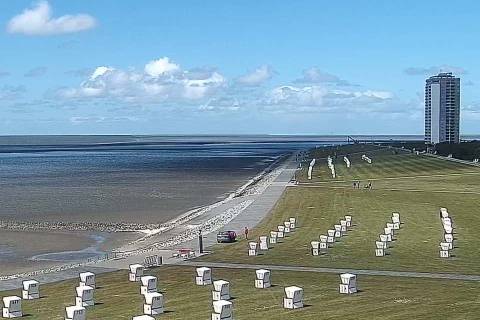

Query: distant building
left=425, top=72, right=460, bottom=144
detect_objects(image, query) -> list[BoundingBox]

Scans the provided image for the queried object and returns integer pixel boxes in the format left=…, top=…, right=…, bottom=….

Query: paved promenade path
left=179, top=261, right=480, bottom=282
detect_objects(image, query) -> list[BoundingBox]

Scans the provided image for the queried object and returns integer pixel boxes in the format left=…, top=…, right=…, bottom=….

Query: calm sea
left=0, top=135, right=331, bottom=224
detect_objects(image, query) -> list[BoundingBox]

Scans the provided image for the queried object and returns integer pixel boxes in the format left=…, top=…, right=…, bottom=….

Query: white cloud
left=61, top=67, right=139, bottom=98
left=7, top=1, right=97, bottom=36
left=183, top=72, right=225, bottom=99
left=328, top=89, right=393, bottom=100
left=361, top=90, right=393, bottom=99
left=267, top=85, right=327, bottom=106
left=237, top=65, right=274, bottom=86
left=144, top=57, right=180, bottom=77
left=90, top=66, right=114, bottom=80
left=199, top=97, right=242, bottom=112
left=264, top=84, right=400, bottom=114
left=59, top=57, right=226, bottom=103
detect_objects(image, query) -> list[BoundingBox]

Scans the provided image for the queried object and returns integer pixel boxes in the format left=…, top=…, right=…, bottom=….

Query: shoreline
left=127, top=153, right=289, bottom=244
left=0, top=155, right=287, bottom=234
left=0, top=152, right=293, bottom=279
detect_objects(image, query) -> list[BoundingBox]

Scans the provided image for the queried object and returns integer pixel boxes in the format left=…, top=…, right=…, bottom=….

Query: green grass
left=202, top=145, right=480, bottom=274
left=2, top=266, right=479, bottom=320
left=300, top=146, right=475, bottom=183
left=201, top=187, right=480, bottom=274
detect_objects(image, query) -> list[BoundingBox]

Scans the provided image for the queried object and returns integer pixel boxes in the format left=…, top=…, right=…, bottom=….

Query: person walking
left=244, top=226, right=249, bottom=240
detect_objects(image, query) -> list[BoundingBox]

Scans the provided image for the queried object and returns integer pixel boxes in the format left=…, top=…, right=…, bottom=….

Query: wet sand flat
left=0, top=230, right=95, bottom=275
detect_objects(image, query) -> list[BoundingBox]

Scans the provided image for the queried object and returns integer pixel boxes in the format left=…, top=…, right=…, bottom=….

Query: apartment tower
left=425, top=72, right=460, bottom=144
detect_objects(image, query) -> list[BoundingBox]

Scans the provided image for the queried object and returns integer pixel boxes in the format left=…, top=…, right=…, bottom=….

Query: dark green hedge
left=383, top=141, right=480, bottom=161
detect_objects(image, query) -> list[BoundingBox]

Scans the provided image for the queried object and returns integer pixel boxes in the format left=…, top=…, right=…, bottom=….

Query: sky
left=0, top=0, right=479, bottom=135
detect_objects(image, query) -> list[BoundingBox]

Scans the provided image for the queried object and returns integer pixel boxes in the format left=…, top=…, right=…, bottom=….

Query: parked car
left=217, top=231, right=237, bottom=243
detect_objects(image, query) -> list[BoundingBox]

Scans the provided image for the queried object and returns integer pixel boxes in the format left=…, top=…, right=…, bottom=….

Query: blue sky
left=0, top=0, right=479, bottom=135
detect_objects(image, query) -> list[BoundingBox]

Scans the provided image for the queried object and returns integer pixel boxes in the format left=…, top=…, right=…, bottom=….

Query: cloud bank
left=55, top=58, right=416, bottom=119
left=263, top=85, right=396, bottom=114
left=59, top=57, right=226, bottom=102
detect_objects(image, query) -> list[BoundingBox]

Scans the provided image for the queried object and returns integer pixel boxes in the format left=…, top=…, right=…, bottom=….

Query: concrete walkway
left=180, top=261, right=480, bottom=282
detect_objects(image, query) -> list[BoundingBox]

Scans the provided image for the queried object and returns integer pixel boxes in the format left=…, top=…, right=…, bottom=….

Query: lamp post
left=198, top=229, right=204, bottom=254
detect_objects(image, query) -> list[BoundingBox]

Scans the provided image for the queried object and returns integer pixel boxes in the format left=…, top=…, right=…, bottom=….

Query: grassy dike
left=1, top=266, right=479, bottom=320
left=201, top=145, right=480, bottom=274
left=2, top=144, right=480, bottom=319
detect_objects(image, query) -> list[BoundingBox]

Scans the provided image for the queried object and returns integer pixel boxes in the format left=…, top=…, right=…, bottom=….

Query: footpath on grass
left=179, top=261, right=480, bottom=281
